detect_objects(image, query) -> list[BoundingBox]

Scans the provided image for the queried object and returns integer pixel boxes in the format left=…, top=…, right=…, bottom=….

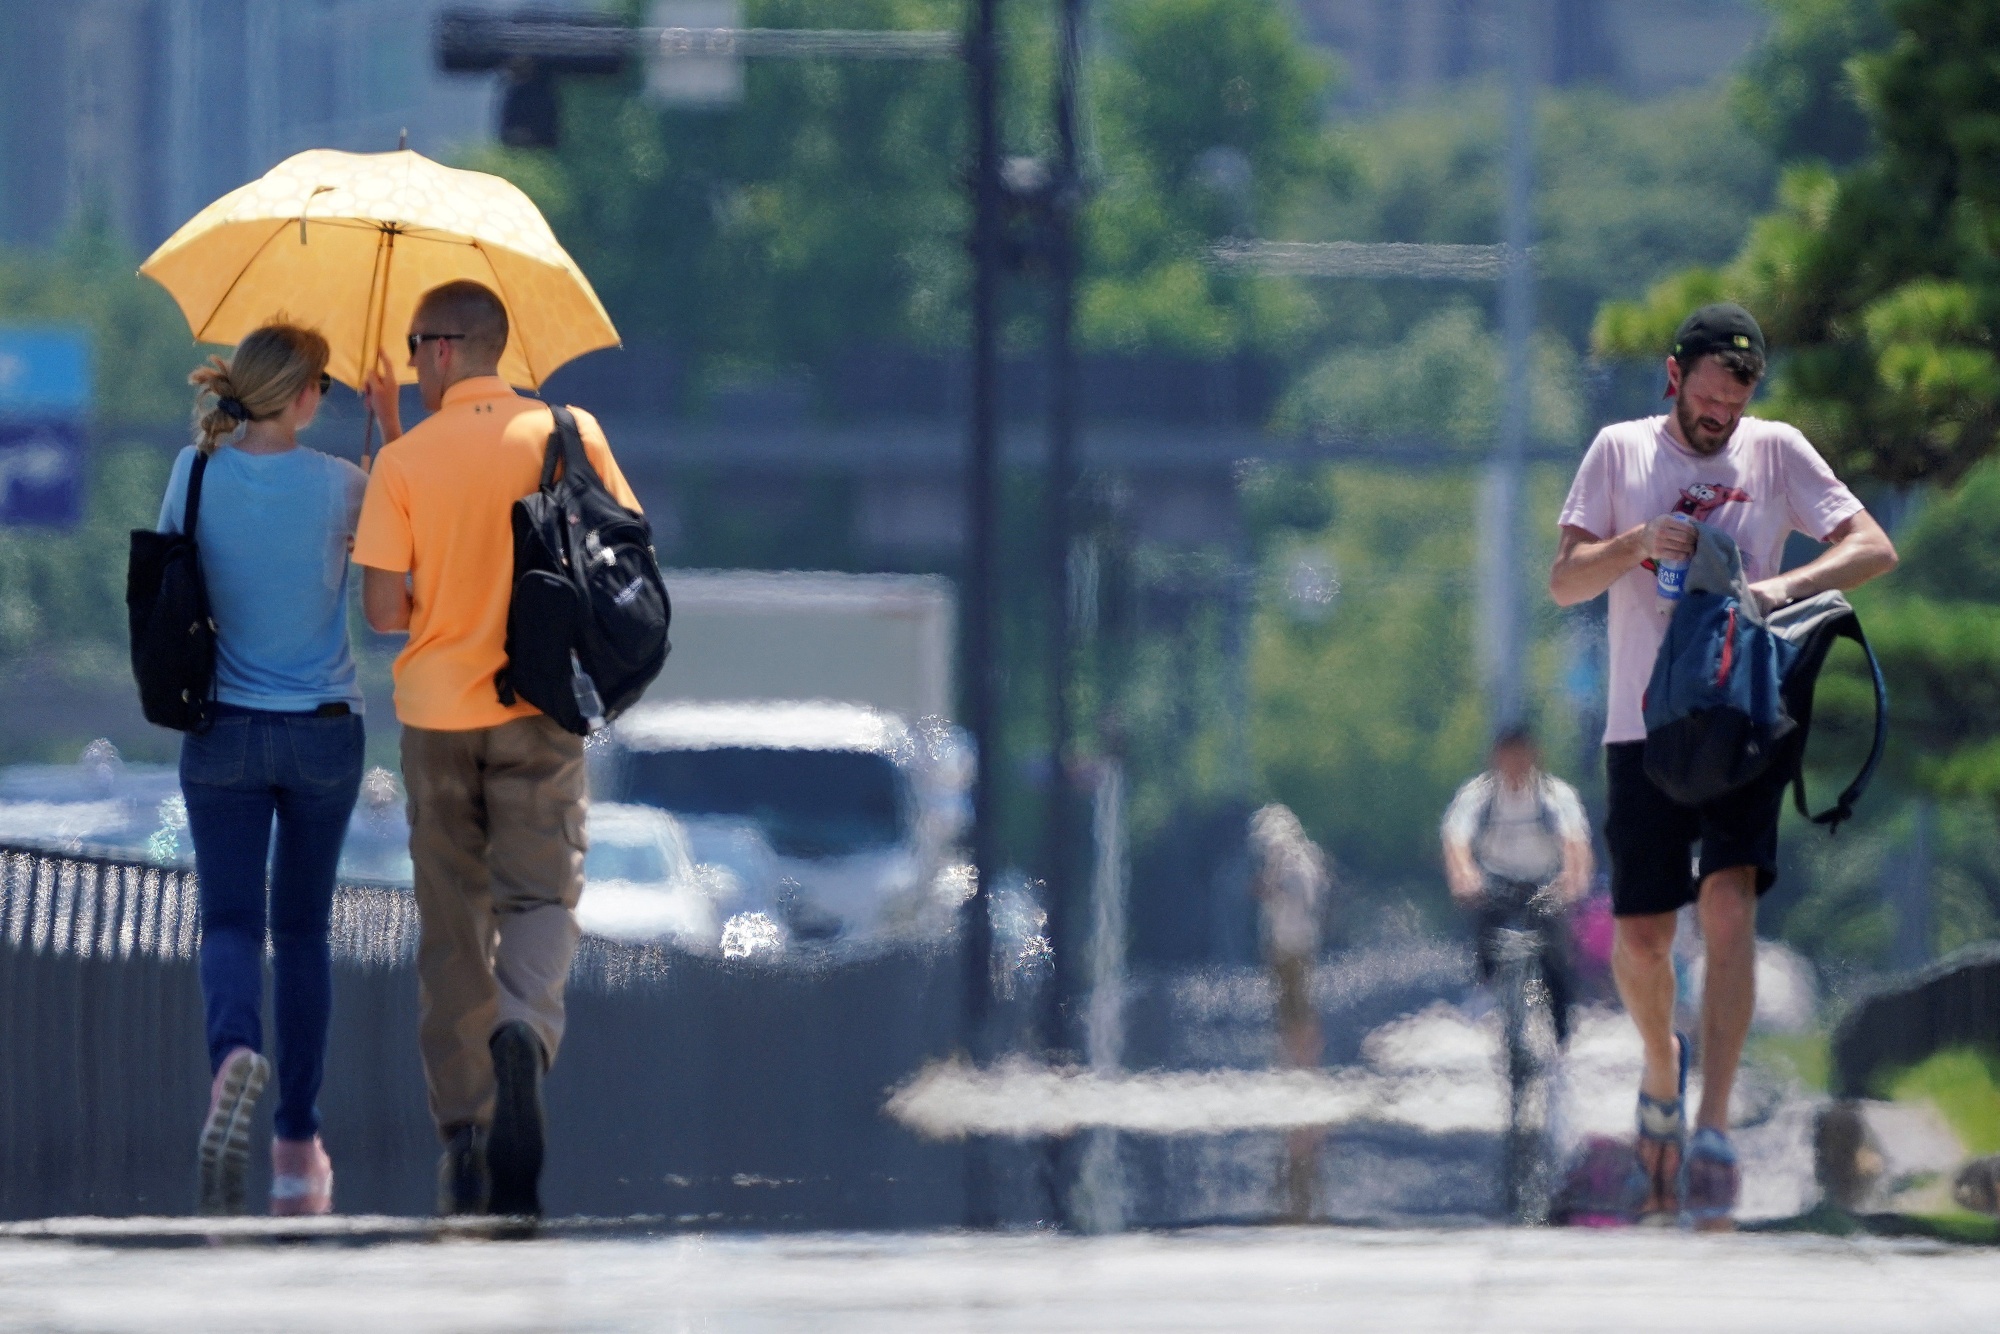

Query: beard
left=1674, top=395, right=1739, bottom=455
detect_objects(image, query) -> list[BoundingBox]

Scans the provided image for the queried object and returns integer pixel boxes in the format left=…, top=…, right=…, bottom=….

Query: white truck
left=597, top=571, right=970, bottom=950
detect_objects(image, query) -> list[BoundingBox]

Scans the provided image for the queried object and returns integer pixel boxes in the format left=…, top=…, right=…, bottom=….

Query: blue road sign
left=0, top=420, right=84, bottom=527
left=0, top=328, right=91, bottom=414
left=0, top=328, right=91, bottom=529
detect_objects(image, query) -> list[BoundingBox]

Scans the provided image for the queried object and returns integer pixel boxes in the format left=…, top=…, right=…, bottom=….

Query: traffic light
left=436, top=8, right=631, bottom=150
left=500, top=61, right=561, bottom=150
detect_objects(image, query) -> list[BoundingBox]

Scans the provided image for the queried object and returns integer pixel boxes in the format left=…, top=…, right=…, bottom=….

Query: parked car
left=572, top=802, right=716, bottom=949
left=602, top=700, right=971, bottom=949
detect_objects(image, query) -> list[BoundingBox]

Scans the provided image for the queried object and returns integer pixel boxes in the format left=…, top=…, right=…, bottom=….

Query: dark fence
left=0, top=844, right=973, bottom=1224
left=1831, top=941, right=2000, bottom=1098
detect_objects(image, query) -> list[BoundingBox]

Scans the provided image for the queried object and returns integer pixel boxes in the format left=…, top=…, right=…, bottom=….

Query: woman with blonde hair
left=160, top=323, right=367, bottom=1215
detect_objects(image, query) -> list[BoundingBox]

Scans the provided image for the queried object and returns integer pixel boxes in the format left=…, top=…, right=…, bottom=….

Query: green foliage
left=1596, top=1, right=2000, bottom=487
left=1749, top=1030, right=1833, bottom=1092
left=0, top=226, right=199, bottom=426
left=1275, top=304, right=1584, bottom=446
left=1774, top=798, right=2000, bottom=966
left=1880, top=1046, right=2000, bottom=1155
left=1734, top=0, right=1894, bottom=165
left=0, top=442, right=165, bottom=660
left=467, top=0, right=1346, bottom=385
left=465, top=0, right=967, bottom=392
left=1077, top=0, right=1337, bottom=354
left=1237, top=460, right=1335, bottom=544
left=1309, top=83, right=1773, bottom=348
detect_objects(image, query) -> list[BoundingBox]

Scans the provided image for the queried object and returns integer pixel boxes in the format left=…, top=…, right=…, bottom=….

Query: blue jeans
left=181, top=704, right=364, bottom=1141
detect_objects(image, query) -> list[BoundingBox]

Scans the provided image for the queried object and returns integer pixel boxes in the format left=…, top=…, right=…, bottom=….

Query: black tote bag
left=126, top=451, right=216, bottom=733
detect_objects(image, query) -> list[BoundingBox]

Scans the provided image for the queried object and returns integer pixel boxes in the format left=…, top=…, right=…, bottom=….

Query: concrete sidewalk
left=0, top=1224, right=1987, bottom=1332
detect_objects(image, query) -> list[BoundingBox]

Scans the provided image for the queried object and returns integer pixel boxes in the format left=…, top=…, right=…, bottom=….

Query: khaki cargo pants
left=402, top=714, right=586, bottom=1135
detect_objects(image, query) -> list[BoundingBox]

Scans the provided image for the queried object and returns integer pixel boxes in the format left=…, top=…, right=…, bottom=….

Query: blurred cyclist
left=1440, top=725, right=1593, bottom=1046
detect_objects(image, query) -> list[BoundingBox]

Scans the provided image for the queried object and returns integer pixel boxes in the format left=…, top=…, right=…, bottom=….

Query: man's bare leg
left=1685, top=866, right=1757, bottom=1230
left=1613, top=911, right=1682, bottom=1212
left=1613, top=912, right=1680, bottom=1100
left=1694, top=866, right=1758, bottom=1132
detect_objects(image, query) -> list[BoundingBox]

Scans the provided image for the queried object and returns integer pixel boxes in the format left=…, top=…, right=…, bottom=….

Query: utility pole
left=961, top=0, right=1004, bottom=1229
left=1034, top=0, right=1092, bottom=1231
left=1478, top=0, right=1538, bottom=731
left=1039, top=0, right=1085, bottom=1068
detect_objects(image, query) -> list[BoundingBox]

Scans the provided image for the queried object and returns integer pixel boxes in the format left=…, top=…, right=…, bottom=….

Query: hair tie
left=217, top=397, right=249, bottom=422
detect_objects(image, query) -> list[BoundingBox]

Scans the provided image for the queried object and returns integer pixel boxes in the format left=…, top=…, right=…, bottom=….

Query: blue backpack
left=1642, top=522, right=1887, bottom=831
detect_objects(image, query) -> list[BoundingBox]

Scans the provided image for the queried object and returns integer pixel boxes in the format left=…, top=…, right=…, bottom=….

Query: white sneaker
left=198, top=1047, right=270, bottom=1216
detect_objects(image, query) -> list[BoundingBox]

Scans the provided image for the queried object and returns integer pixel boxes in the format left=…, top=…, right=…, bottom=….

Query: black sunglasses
left=317, top=372, right=332, bottom=394
left=407, top=332, right=466, bottom=357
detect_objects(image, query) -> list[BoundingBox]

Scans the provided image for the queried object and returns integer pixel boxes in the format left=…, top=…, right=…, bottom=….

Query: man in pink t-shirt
left=1549, top=303, right=1898, bottom=1227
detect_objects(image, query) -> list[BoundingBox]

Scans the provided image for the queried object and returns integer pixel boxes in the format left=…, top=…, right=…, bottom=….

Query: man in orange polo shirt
left=355, top=280, right=640, bottom=1217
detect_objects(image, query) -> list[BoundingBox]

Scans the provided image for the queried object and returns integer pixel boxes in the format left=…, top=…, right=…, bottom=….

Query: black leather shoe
left=487, top=1021, right=547, bottom=1217
left=437, top=1123, right=490, bottom=1216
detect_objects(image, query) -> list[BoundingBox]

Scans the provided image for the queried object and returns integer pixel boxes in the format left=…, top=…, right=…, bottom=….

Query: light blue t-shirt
left=157, top=444, right=368, bottom=713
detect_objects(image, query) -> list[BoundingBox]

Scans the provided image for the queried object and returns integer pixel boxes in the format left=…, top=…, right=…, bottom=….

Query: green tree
left=1733, top=0, right=1894, bottom=166
left=1275, top=303, right=1584, bottom=447
left=1303, top=83, right=1773, bottom=350
left=1077, top=0, right=1337, bottom=355
left=1596, top=0, right=2000, bottom=487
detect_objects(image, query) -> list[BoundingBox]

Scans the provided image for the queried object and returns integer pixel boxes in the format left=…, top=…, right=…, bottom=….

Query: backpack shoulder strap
left=546, top=404, right=604, bottom=491
left=1471, top=774, right=1497, bottom=840
left=1787, top=609, right=1888, bottom=832
left=1532, top=774, right=1560, bottom=836
left=183, top=449, right=210, bottom=539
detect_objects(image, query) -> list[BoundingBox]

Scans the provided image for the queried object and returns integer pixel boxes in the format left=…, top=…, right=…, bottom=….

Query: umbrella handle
left=360, top=407, right=377, bottom=472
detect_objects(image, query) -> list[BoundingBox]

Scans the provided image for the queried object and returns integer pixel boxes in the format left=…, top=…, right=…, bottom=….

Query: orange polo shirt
left=353, top=377, right=642, bottom=732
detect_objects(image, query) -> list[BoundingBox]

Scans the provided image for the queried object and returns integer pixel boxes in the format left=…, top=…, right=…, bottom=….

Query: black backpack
left=496, top=405, right=670, bottom=735
left=1768, top=591, right=1888, bottom=831
left=126, top=451, right=217, bottom=733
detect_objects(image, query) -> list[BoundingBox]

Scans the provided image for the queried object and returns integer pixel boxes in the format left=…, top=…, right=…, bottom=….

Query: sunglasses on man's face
left=407, top=332, right=466, bottom=358
left=317, top=372, right=332, bottom=395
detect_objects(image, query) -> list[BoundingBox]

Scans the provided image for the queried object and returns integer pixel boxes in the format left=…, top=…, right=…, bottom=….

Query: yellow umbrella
left=139, top=148, right=618, bottom=391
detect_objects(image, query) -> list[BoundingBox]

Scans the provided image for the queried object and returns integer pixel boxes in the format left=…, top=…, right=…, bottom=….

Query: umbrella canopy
left=139, top=149, right=618, bottom=390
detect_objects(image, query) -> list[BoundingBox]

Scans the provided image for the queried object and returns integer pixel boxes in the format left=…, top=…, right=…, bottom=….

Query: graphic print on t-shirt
left=1675, top=482, right=1753, bottom=522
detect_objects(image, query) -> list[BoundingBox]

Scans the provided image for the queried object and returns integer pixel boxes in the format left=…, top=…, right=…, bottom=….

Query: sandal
left=1682, top=1127, right=1739, bottom=1230
left=1627, top=1031, right=1689, bottom=1223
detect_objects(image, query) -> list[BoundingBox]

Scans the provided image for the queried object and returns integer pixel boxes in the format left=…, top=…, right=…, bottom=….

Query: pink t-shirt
left=1558, top=414, right=1863, bottom=745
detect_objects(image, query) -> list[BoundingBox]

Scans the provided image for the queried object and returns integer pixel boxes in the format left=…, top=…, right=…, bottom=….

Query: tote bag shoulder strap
left=182, top=450, right=210, bottom=540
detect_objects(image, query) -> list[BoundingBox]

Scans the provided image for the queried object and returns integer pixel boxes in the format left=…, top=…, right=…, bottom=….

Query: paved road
left=0, top=1224, right=1987, bottom=1332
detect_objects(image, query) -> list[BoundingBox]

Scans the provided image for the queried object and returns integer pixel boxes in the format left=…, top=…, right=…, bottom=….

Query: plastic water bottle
left=569, top=652, right=605, bottom=732
left=1655, top=514, right=1694, bottom=611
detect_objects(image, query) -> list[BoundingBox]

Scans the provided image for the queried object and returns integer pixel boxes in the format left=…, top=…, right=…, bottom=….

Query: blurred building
left=1293, top=0, right=1768, bottom=104
left=0, top=0, right=593, bottom=253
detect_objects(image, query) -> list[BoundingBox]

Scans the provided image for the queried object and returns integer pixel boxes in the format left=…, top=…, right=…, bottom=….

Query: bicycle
left=1480, top=877, right=1565, bottom=1224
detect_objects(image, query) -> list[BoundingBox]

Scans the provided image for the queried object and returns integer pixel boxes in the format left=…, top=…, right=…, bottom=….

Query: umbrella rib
left=469, top=240, right=540, bottom=389
left=191, top=220, right=296, bottom=343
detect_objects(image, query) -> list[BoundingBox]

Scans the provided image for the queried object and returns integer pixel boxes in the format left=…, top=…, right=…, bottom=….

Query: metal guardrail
left=0, top=841, right=978, bottom=1224
left=0, top=847, right=200, bottom=961
left=0, top=845, right=421, bottom=967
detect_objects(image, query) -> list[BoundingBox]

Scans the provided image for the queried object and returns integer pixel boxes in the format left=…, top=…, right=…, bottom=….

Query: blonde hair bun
left=190, top=323, right=330, bottom=454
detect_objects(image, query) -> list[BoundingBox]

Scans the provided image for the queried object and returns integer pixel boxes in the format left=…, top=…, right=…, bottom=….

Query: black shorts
left=1603, top=741, right=1787, bottom=918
